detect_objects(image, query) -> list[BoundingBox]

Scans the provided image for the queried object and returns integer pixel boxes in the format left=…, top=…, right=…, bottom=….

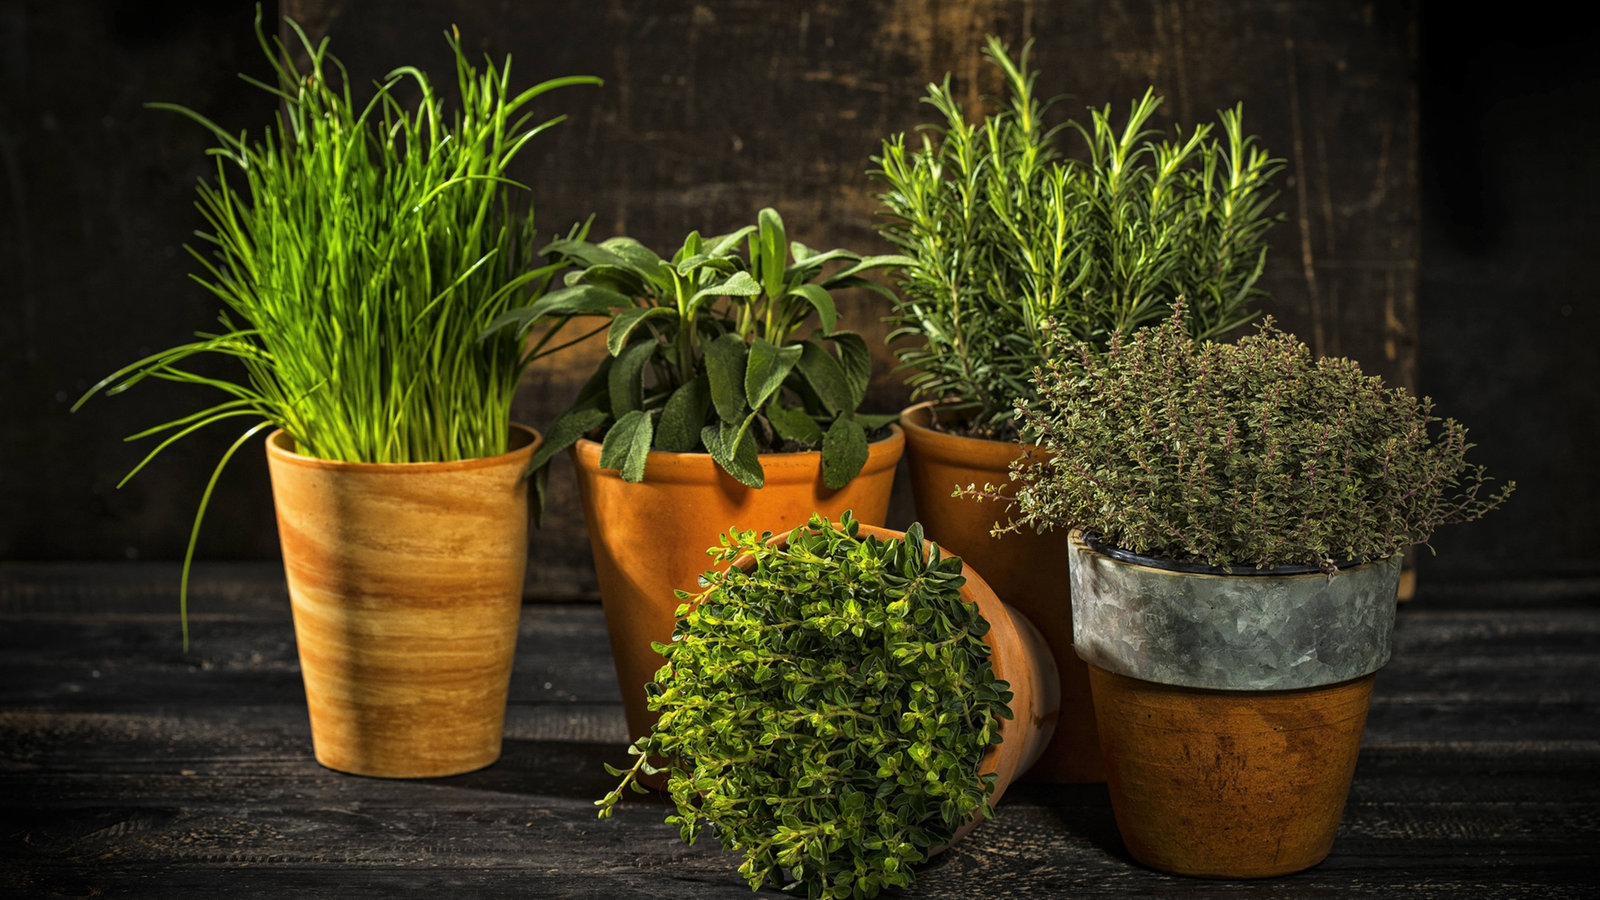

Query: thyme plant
left=996, top=304, right=1515, bottom=570
left=74, top=11, right=599, bottom=644
left=489, top=209, right=909, bottom=494
left=874, top=37, right=1283, bottom=437
left=597, top=512, right=1012, bottom=900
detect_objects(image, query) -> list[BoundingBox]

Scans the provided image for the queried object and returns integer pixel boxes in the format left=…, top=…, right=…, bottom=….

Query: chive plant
left=75, top=11, right=600, bottom=645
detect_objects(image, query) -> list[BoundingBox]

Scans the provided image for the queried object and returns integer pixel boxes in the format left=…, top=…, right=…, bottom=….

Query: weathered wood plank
left=3, top=565, right=1597, bottom=896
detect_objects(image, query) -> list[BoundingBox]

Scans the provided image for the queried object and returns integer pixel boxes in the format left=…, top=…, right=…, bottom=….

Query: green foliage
left=73, top=9, right=599, bottom=645
left=873, top=36, right=1283, bottom=436
left=490, top=209, right=910, bottom=494
left=996, top=303, right=1515, bottom=570
left=596, top=512, right=1013, bottom=900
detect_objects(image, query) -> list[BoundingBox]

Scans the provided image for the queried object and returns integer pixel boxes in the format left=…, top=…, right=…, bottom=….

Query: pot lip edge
left=570, top=422, right=905, bottom=477
left=1070, top=531, right=1398, bottom=577
left=265, top=423, right=541, bottom=473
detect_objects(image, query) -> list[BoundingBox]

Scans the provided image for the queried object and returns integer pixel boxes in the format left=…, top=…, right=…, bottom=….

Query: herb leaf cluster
left=999, top=304, right=1514, bottom=570
left=491, top=209, right=909, bottom=493
left=873, top=36, right=1282, bottom=436
left=597, top=512, right=1012, bottom=900
left=74, top=11, right=598, bottom=644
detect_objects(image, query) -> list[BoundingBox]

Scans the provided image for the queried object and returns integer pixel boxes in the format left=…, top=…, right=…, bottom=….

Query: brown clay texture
left=1089, top=666, right=1374, bottom=878
left=572, top=427, right=904, bottom=745
left=265, top=426, right=539, bottom=778
left=900, top=402, right=1103, bottom=783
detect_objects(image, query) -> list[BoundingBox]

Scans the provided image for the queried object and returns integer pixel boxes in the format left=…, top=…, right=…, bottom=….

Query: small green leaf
left=796, top=342, right=855, bottom=416
left=596, top=235, right=664, bottom=271
left=821, top=415, right=868, bottom=489
left=744, top=338, right=803, bottom=410
left=827, top=331, right=872, bottom=405
left=526, top=405, right=607, bottom=476
left=657, top=375, right=711, bottom=452
left=766, top=396, right=823, bottom=446
left=481, top=283, right=628, bottom=338
left=539, top=236, right=630, bottom=269
left=606, top=306, right=676, bottom=357
left=607, top=338, right=656, bottom=419
left=704, top=332, right=750, bottom=424
left=787, top=283, right=837, bottom=334
left=689, top=270, right=762, bottom=309
left=600, top=409, right=653, bottom=482
left=757, top=207, right=788, bottom=298
left=701, top=419, right=764, bottom=488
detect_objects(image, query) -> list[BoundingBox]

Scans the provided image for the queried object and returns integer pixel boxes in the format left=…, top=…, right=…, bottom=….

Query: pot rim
left=1078, top=532, right=1375, bottom=577
left=265, top=423, right=540, bottom=474
left=899, top=400, right=1031, bottom=447
left=571, top=422, right=904, bottom=483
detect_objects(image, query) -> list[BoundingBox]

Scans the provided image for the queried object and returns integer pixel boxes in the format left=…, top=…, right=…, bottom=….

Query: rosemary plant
left=598, top=512, right=1012, bottom=900
left=996, top=303, right=1515, bottom=570
left=489, top=208, right=909, bottom=494
left=74, top=11, right=600, bottom=645
left=874, top=37, right=1283, bottom=437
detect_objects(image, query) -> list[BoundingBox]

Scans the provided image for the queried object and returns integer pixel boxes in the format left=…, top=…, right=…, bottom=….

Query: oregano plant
left=597, top=512, right=1013, bottom=900
left=993, top=302, right=1515, bottom=570
left=487, top=209, right=909, bottom=500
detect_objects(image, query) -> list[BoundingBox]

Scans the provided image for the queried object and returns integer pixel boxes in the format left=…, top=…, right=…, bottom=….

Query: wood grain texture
left=266, top=428, right=537, bottom=777
left=2, top=564, right=1596, bottom=896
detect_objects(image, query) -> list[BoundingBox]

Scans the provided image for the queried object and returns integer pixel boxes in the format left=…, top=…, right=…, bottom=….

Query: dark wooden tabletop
left=3, top=563, right=1597, bottom=898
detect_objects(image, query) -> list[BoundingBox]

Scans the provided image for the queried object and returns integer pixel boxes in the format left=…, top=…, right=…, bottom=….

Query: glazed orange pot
left=572, top=426, right=904, bottom=746
left=900, top=401, right=1101, bottom=783
left=1069, top=534, right=1402, bottom=877
left=266, top=425, right=539, bottom=778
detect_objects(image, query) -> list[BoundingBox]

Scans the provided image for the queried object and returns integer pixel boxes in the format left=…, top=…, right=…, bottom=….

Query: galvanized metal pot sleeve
left=1067, top=536, right=1402, bottom=691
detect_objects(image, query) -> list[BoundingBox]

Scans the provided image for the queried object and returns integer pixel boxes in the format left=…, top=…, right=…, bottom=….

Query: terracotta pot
left=1069, top=534, right=1402, bottom=877
left=572, top=426, right=904, bottom=746
left=266, top=425, right=539, bottom=778
left=899, top=401, right=1100, bottom=783
left=1089, top=668, right=1373, bottom=878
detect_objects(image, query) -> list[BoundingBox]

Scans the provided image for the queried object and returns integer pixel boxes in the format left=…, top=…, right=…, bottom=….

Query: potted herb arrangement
left=74, top=13, right=600, bottom=777
left=488, top=209, right=910, bottom=746
left=993, top=303, right=1513, bottom=877
left=872, top=37, right=1283, bottom=782
left=598, top=512, right=1057, bottom=899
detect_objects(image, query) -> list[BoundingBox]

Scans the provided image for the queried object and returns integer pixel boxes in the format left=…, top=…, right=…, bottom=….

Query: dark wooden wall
left=3, top=1, right=1592, bottom=596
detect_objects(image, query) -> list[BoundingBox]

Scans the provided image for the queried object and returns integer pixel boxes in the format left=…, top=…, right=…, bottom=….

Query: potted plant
left=991, top=303, right=1513, bottom=877
left=73, top=12, right=600, bottom=777
left=871, top=36, right=1284, bottom=782
left=597, top=512, right=1057, bottom=899
left=487, top=209, right=910, bottom=746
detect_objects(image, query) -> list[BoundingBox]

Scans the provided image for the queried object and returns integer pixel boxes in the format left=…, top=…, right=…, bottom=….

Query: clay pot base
left=900, top=402, right=1102, bottom=783
left=1088, top=666, right=1374, bottom=878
